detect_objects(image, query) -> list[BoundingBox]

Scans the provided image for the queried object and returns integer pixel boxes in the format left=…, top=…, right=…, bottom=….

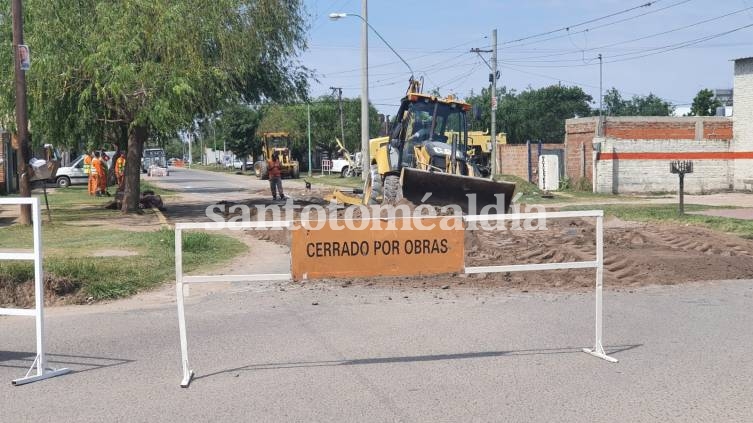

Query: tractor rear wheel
left=254, top=161, right=269, bottom=180
left=362, top=164, right=383, bottom=205
left=292, top=162, right=300, bottom=179
left=382, top=174, right=402, bottom=205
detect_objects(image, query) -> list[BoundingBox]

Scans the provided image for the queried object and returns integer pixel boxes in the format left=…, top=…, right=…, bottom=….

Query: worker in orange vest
left=268, top=151, right=285, bottom=200
left=115, top=152, right=126, bottom=191
left=99, top=150, right=111, bottom=195
left=91, top=151, right=106, bottom=197
left=84, top=151, right=94, bottom=196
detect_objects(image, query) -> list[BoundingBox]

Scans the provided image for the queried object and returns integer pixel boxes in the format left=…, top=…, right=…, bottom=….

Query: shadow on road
left=0, top=351, right=134, bottom=374
left=195, top=344, right=642, bottom=382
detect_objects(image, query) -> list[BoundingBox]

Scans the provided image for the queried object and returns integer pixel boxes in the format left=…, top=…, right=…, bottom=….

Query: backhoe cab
left=347, top=80, right=515, bottom=213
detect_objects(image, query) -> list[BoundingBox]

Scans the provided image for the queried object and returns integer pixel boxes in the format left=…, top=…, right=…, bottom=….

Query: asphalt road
left=149, top=166, right=306, bottom=202
left=3, top=168, right=753, bottom=421
left=2, top=279, right=753, bottom=422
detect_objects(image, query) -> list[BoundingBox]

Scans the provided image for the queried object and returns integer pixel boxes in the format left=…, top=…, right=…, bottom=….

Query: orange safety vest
left=268, top=159, right=282, bottom=178
left=90, top=157, right=100, bottom=175
left=115, top=157, right=126, bottom=175
left=83, top=154, right=92, bottom=175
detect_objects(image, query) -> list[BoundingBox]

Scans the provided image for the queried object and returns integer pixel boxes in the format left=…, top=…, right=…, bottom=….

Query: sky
left=301, top=0, right=753, bottom=116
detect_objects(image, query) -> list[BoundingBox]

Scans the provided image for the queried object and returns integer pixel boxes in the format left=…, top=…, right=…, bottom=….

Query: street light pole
left=330, top=3, right=416, bottom=181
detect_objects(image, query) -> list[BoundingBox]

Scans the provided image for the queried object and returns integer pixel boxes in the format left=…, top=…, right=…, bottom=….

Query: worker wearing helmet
left=84, top=151, right=94, bottom=195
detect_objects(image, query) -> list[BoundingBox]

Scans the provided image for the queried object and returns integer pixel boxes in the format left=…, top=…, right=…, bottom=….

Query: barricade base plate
left=181, top=370, right=195, bottom=388
left=12, top=368, right=71, bottom=386
left=582, top=347, right=619, bottom=363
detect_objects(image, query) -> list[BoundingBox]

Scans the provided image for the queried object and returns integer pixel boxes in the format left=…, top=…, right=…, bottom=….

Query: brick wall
left=565, top=116, right=734, bottom=191
left=604, top=119, right=697, bottom=140
left=497, top=143, right=564, bottom=181
left=566, top=116, right=733, bottom=143
left=594, top=138, right=733, bottom=194
left=704, top=121, right=733, bottom=140
left=564, top=118, right=597, bottom=182
left=733, top=57, right=753, bottom=188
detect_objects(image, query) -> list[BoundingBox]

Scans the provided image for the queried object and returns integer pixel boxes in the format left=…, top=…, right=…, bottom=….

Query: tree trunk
left=122, top=125, right=147, bottom=213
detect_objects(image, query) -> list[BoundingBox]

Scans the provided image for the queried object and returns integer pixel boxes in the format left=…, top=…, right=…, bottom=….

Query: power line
left=317, top=37, right=483, bottom=76
left=499, top=4, right=753, bottom=63
left=498, top=63, right=684, bottom=104
left=502, top=0, right=692, bottom=50
left=605, top=21, right=753, bottom=64
left=501, top=1, right=663, bottom=45
left=497, top=21, right=753, bottom=68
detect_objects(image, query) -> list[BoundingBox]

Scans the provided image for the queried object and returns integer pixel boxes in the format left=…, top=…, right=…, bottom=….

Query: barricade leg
left=175, top=228, right=194, bottom=387
left=11, top=199, right=71, bottom=385
left=582, top=215, right=618, bottom=363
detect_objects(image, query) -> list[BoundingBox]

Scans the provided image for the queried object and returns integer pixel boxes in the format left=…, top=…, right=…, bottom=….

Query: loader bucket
left=401, top=168, right=516, bottom=214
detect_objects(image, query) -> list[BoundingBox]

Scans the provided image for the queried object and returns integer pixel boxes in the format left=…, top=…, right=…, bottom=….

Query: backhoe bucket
left=401, top=168, right=516, bottom=214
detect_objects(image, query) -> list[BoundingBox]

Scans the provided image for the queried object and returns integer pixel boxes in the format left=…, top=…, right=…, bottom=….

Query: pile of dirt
left=245, top=211, right=753, bottom=292
left=0, top=275, right=83, bottom=308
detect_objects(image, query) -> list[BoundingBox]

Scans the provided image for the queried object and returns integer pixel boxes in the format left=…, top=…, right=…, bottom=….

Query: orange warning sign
left=291, top=217, right=465, bottom=281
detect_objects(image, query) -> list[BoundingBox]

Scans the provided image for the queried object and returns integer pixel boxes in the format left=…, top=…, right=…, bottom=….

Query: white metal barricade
left=175, top=220, right=292, bottom=387
left=0, top=197, right=71, bottom=385
left=463, top=210, right=617, bottom=363
left=321, top=159, right=332, bottom=174
left=174, top=210, right=616, bottom=387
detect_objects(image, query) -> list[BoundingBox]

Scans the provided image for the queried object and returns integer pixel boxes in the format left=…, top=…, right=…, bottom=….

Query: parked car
left=53, top=151, right=115, bottom=188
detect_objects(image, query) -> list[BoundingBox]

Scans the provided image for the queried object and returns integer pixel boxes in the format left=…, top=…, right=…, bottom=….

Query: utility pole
left=598, top=53, right=603, bottom=118
left=360, top=0, right=369, bottom=181
left=11, top=0, right=31, bottom=224
left=471, top=28, right=499, bottom=179
left=491, top=29, right=498, bottom=179
left=598, top=53, right=603, bottom=136
left=330, top=87, right=346, bottom=148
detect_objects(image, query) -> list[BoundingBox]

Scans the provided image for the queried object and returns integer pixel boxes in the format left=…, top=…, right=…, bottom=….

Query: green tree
left=690, top=88, right=722, bottom=116
left=603, top=87, right=629, bottom=116
left=627, top=93, right=675, bottom=116
left=214, top=103, right=263, bottom=168
left=466, top=84, right=591, bottom=143
left=603, top=87, right=674, bottom=116
left=0, top=0, right=309, bottom=211
left=257, top=97, right=380, bottom=162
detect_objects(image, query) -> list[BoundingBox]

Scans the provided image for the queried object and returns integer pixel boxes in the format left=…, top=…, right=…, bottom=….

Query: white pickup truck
left=330, top=152, right=362, bottom=178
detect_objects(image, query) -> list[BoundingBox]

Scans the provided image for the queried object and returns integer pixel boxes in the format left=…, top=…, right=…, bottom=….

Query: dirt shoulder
left=144, top=171, right=753, bottom=294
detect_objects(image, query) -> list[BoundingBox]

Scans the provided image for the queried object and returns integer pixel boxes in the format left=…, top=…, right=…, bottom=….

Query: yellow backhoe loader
left=253, top=132, right=300, bottom=180
left=331, top=80, right=516, bottom=213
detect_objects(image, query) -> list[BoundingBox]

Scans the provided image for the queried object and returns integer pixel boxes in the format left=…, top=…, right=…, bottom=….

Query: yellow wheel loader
left=466, top=130, right=507, bottom=178
left=332, top=81, right=516, bottom=213
left=254, top=132, right=300, bottom=180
